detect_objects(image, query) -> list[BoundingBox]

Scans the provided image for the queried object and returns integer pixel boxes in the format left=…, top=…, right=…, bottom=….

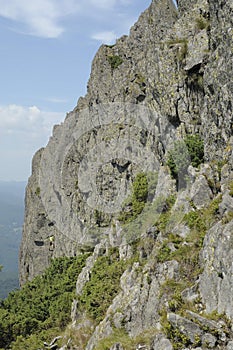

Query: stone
left=110, top=343, right=124, bottom=350
left=190, top=175, right=213, bottom=209
left=200, top=220, right=233, bottom=319
left=168, top=313, right=203, bottom=343
left=181, top=283, right=199, bottom=303
left=150, top=333, right=173, bottom=350
left=201, top=333, right=217, bottom=348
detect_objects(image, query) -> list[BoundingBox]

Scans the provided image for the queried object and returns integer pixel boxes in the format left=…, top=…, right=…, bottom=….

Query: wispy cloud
left=0, top=0, right=79, bottom=38
left=0, top=0, right=135, bottom=38
left=45, top=97, right=69, bottom=104
left=88, top=0, right=132, bottom=10
left=91, top=31, right=117, bottom=44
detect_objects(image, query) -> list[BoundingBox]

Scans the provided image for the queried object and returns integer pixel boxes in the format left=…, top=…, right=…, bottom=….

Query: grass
left=94, top=327, right=157, bottom=350
left=157, top=195, right=224, bottom=348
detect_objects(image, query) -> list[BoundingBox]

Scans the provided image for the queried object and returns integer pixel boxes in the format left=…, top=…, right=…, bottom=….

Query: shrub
left=167, top=140, right=190, bottom=184
left=79, top=250, right=126, bottom=323
left=118, top=172, right=148, bottom=223
left=35, top=187, right=40, bottom=196
left=107, top=55, right=123, bottom=70
left=167, top=134, right=204, bottom=185
left=184, top=134, right=204, bottom=168
left=195, top=17, right=210, bottom=31
left=0, top=254, right=89, bottom=349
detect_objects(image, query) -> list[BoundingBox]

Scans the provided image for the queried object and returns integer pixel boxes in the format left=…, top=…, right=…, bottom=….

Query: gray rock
left=190, top=175, right=213, bottom=209
left=181, top=283, right=199, bottom=303
left=200, top=220, right=233, bottom=320
left=201, top=333, right=217, bottom=348
left=219, top=192, right=233, bottom=216
left=150, top=333, right=173, bottom=350
left=168, top=313, right=203, bottom=343
left=110, top=343, right=124, bottom=350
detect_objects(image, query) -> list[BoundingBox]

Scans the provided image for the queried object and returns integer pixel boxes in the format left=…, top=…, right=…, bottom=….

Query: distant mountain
left=0, top=181, right=26, bottom=298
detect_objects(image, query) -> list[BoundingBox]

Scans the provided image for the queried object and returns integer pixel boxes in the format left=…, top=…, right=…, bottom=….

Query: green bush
left=167, top=135, right=204, bottom=185
left=35, top=187, right=40, bottom=196
left=183, top=210, right=206, bottom=232
left=167, top=140, right=190, bottom=182
left=184, top=134, right=204, bottom=168
left=107, top=55, right=123, bottom=70
left=118, top=172, right=148, bottom=223
left=79, top=250, right=126, bottom=323
left=0, top=254, right=89, bottom=349
left=195, top=17, right=210, bottom=30
left=118, top=172, right=158, bottom=224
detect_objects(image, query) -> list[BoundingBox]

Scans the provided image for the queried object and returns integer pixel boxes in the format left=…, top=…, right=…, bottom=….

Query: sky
left=0, top=0, right=177, bottom=182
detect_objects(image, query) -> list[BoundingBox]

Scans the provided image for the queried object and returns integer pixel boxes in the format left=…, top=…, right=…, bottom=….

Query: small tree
left=184, top=134, right=204, bottom=168
left=167, top=134, right=204, bottom=188
left=167, top=140, right=190, bottom=183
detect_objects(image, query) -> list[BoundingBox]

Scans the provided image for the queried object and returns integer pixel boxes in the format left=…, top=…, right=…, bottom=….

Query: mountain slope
left=14, top=0, right=233, bottom=349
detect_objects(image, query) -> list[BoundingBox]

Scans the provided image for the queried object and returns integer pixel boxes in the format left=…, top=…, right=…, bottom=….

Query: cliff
left=19, top=0, right=233, bottom=349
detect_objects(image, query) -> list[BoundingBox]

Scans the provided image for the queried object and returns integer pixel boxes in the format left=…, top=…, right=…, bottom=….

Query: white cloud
left=0, top=0, right=79, bottom=38
left=91, top=31, right=117, bottom=44
left=0, top=104, right=64, bottom=139
left=0, top=104, right=65, bottom=180
left=0, top=0, right=135, bottom=38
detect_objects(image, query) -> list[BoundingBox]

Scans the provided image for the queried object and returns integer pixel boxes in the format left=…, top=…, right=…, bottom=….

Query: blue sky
left=0, top=0, right=178, bottom=181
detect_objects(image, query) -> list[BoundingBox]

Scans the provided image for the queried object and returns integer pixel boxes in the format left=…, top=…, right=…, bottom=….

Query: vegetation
left=195, top=17, right=210, bottom=31
left=168, top=37, right=188, bottom=62
left=158, top=195, right=223, bottom=348
left=0, top=254, right=89, bottom=349
left=185, top=134, right=204, bottom=168
left=35, top=187, right=40, bottom=196
left=229, top=181, right=233, bottom=196
left=154, top=195, right=177, bottom=233
left=0, top=271, right=19, bottom=299
left=161, top=312, right=191, bottom=350
left=167, top=134, right=204, bottom=187
left=95, top=327, right=156, bottom=350
left=118, top=172, right=158, bottom=224
left=107, top=55, right=123, bottom=70
left=80, top=249, right=126, bottom=323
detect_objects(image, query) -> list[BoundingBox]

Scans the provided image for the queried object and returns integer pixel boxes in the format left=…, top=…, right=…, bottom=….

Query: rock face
left=20, top=0, right=233, bottom=348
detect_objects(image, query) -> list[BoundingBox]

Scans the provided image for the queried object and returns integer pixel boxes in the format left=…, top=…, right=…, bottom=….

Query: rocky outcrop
left=20, top=0, right=233, bottom=348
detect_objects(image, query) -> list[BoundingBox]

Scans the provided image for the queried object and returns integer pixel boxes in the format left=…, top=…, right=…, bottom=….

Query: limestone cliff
left=19, top=0, right=233, bottom=349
